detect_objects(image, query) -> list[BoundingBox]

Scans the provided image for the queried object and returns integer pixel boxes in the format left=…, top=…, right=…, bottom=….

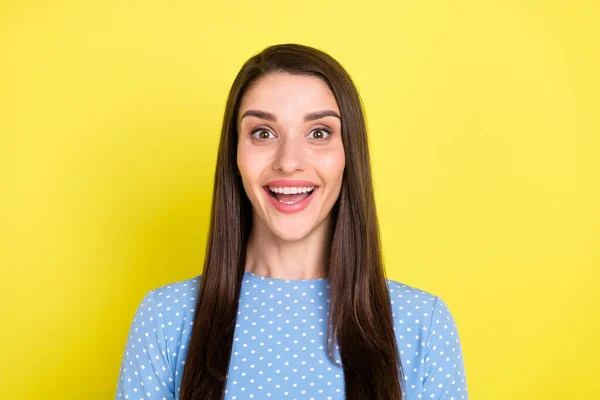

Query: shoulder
left=384, top=277, right=450, bottom=355
left=386, top=277, right=438, bottom=302
left=116, top=275, right=203, bottom=396
left=385, top=277, right=439, bottom=341
left=131, top=274, right=202, bottom=352
left=146, top=274, right=202, bottom=327
left=385, top=276, right=461, bottom=337
left=385, top=277, right=467, bottom=396
left=386, top=277, right=439, bottom=321
left=149, top=274, right=202, bottom=304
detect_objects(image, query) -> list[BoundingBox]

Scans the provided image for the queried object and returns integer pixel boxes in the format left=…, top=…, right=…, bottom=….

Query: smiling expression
left=236, top=72, right=346, bottom=242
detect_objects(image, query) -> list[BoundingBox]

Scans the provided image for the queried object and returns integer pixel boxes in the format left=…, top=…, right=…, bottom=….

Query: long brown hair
left=180, top=43, right=404, bottom=399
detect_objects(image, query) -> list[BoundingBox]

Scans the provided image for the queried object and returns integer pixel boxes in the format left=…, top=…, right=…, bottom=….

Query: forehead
left=238, top=73, right=340, bottom=120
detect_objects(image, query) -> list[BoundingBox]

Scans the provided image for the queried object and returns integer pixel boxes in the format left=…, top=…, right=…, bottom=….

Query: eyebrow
left=239, top=109, right=341, bottom=122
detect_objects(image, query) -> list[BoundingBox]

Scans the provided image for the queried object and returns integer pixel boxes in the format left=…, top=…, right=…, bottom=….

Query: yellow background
left=1, top=0, right=598, bottom=398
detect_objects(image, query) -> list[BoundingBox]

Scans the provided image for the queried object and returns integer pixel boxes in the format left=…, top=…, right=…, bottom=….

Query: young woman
left=116, top=43, right=468, bottom=400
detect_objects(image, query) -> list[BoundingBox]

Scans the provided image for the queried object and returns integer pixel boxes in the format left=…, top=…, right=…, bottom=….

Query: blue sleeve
left=421, top=296, right=468, bottom=399
left=115, top=290, right=176, bottom=400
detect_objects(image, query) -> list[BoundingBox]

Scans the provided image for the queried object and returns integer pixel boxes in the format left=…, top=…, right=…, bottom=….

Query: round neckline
left=243, top=269, right=329, bottom=283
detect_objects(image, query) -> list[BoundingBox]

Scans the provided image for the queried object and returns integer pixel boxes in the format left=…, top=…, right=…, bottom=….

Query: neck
left=244, top=213, right=333, bottom=281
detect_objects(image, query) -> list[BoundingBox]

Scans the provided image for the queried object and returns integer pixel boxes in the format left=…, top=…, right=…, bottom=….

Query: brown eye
left=309, top=128, right=331, bottom=140
left=251, top=129, right=275, bottom=140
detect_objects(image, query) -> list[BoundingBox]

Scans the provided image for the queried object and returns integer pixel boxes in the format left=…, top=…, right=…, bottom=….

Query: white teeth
left=268, top=186, right=315, bottom=194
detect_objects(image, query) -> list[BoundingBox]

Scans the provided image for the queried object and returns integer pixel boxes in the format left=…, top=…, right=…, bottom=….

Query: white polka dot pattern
left=115, top=272, right=468, bottom=399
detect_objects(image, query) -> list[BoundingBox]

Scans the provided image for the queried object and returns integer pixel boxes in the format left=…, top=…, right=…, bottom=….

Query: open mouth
left=264, top=186, right=317, bottom=205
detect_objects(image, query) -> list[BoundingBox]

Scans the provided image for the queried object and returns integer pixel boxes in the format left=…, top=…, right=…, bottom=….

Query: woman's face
left=237, top=72, right=345, bottom=242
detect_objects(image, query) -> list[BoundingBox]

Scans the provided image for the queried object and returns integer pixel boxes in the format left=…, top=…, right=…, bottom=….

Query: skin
left=236, top=72, right=345, bottom=280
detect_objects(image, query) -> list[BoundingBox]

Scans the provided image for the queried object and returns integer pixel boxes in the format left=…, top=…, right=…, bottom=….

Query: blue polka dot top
left=116, top=270, right=468, bottom=399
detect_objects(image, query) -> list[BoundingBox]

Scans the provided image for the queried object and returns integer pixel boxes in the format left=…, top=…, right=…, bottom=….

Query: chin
left=268, top=220, right=315, bottom=242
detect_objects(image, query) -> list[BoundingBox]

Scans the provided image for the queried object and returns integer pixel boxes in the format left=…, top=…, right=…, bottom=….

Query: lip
left=263, top=185, right=318, bottom=214
left=265, top=179, right=319, bottom=188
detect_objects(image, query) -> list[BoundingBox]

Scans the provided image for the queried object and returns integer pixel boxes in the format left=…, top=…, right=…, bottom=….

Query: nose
left=272, top=135, right=306, bottom=174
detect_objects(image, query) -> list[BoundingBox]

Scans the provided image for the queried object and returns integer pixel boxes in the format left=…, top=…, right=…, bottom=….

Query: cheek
left=237, top=142, right=269, bottom=188
left=315, top=147, right=345, bottom=185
